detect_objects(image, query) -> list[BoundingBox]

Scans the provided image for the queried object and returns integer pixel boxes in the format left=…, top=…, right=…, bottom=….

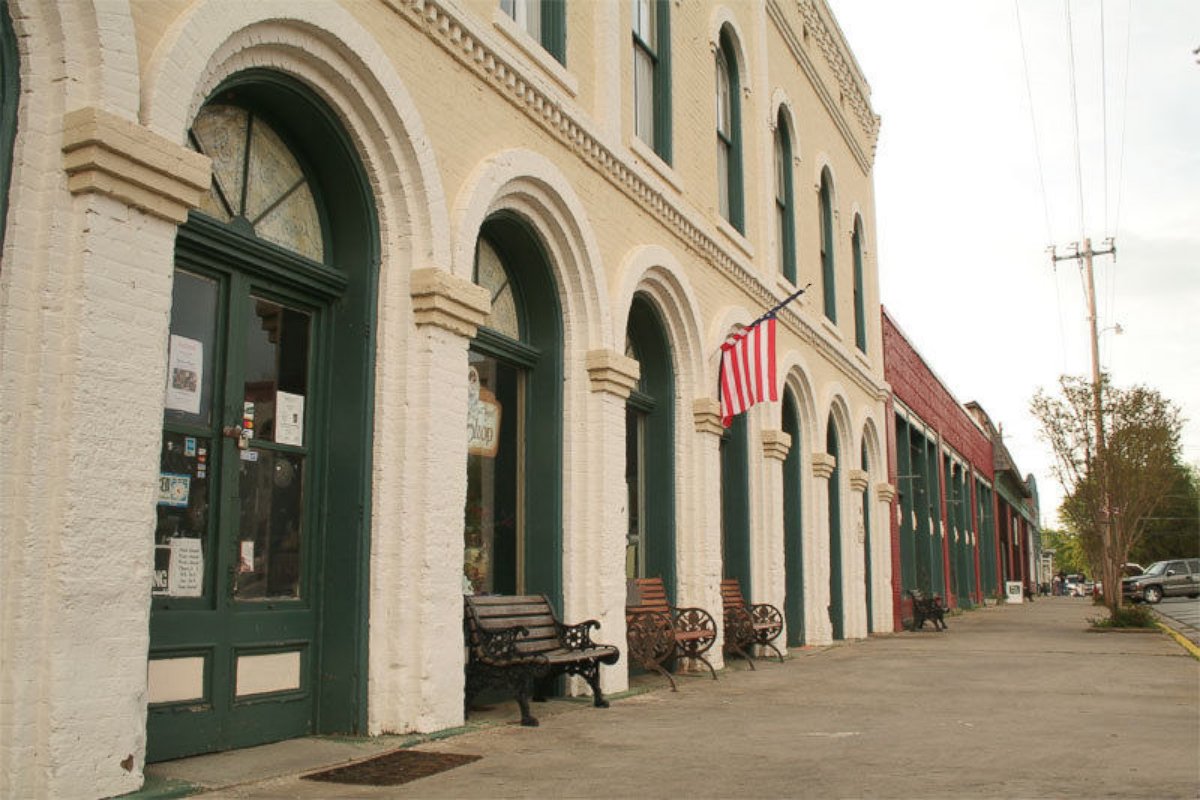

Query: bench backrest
left=465, top=594, right=561, bottom=657
left=627, top=577, right=671, bottom=616
left=721, top=578, right=747, bottom=611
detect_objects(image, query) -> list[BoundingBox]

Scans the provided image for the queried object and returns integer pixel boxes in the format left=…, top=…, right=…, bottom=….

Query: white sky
left=826, top=0, right=1200, bottom=528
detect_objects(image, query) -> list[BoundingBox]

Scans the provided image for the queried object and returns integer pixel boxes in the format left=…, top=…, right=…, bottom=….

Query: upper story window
left=715, top=29, right=743, bottom=232
left=633, top=0, right=671, bottom=163
left=852, top=214, right=866, bottom=352
left=818, top=168, right=835, bottom=322
left=501, top=0, right=566, bottom=64
left=774, top=112, right=796, bottom=284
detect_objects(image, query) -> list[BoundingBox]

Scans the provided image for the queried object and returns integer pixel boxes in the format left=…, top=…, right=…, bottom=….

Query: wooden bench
left=721, top=578, right=784, bottom=667
left=626, top=577, right=718, bottom=691
left=464, top=594, right=620, bottom=726
left=906, top=588, right=947, bottom=631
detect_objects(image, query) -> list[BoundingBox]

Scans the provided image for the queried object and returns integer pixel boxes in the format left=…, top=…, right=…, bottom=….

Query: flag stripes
left=719, top=316, right=778, bottom=427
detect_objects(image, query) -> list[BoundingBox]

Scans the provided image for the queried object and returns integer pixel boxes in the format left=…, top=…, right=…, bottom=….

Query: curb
left=1155, top=621, right=1200, bottom=660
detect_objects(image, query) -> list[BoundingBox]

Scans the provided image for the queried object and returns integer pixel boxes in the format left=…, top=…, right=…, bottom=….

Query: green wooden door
left=147, top=260, right=331, bottom=762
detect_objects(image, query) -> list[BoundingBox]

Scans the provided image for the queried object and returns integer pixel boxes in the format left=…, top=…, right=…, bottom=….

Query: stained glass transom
left=190, top=104, right=324, bottom=263
left=475, top=239, right=520, bottom=339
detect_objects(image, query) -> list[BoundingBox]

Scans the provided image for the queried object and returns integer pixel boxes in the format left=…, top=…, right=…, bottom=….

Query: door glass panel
left=235, top=449, right=305, bottom=600
left=625, top=406, right=645, bottom=580
left=164, top=272, right=219, bottom=428
left=154, top=431, right=213, bottom=598
left=464, top=353, right=521, bottom=595
left=243, top=298, right=310, bottom=445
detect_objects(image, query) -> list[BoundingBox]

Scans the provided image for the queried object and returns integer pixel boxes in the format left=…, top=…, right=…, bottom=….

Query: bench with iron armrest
left=906, top=588, right=947, bottom=631
left=721, top=578, right=784, bottom=667
left=626, top=577, right=718, bottom=691
left=464, top=594, right=620, bottom=726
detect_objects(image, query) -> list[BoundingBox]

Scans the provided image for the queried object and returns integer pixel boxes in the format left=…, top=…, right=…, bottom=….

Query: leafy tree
left=1129, top=462, right=1200, bottom=565
left=1031, top=375, right=1184, bottom=614
left=1040, top=527, right=1086, bottom=575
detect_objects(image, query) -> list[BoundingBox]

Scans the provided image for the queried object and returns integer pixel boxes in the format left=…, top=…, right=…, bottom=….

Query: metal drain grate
left=303, top=749, right=482, bottom=786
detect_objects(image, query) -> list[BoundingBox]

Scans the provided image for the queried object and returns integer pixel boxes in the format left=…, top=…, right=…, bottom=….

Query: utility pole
left=1050, top=237, right=1117, bottom=596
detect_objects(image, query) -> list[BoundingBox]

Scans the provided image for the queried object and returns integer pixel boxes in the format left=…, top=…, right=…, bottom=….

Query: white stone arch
left=614, top=244, right=705, bottom=398
left=453, top=148, right=611, bottom=349
left=140, top=1, right=450, bottom=274
left=769, top=88, right=800, bottom=163
left=813, top=153, right=841, bottom=214
left=708, top=6, right=752, bottom=96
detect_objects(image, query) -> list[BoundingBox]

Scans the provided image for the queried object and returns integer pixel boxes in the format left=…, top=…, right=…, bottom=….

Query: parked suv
left=1122, top=559, right=1200, bottom=604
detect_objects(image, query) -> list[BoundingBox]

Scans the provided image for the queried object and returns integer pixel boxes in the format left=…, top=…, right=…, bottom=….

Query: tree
left=1040, top=527, right=1086, bottom=575
left=1129, top=462, right=1200, bottom=565
left=1031, top=375, right=1184, bottom=614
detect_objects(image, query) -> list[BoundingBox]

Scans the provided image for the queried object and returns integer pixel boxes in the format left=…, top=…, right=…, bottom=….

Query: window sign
left=275, top=391, right=305, bottom=447
left=165, top=335, right=203, bottom=415
left=158, top=473, right=191, bottom=508
left=167, top=537, right=204, bottom=597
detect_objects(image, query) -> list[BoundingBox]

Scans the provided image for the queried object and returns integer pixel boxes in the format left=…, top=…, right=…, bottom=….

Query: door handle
left=222, top=425, right=244, bottom=440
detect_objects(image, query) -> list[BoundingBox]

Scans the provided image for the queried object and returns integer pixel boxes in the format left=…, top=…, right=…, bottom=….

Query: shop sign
left=467, top=366, right=502, bottom=457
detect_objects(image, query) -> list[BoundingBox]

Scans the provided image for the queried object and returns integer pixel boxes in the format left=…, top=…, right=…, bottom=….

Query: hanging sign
left=466, top=366, right=502, bottom=457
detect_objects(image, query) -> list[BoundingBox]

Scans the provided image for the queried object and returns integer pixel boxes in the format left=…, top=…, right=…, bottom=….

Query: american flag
left=719, top=316, right=778, bottom=427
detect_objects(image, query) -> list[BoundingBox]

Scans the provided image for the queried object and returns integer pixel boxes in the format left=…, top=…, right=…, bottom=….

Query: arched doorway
left=782, top=390, right=804, bottom=645
left=827, top=416, right=844, bottom=640
left=624, top=294, right=676, bottom=591
left=463, top=213, right=563, bottom=604
left=147, top=73, right=378, bottom=762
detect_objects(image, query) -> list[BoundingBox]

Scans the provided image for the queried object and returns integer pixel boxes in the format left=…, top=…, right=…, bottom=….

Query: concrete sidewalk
left=147, top=598, right=1200, bottom=799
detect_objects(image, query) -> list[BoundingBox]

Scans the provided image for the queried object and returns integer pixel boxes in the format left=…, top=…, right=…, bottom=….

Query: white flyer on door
left=168, top=537, right=203, bottom=597
left=165, top=335, right=203, bottom=415
left=275, top=391, right=305, bottom=446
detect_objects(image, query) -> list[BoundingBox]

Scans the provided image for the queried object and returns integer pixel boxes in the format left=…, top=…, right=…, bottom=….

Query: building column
left=759, top=428, right=792, bottom=648
left=687, top=398, right=727, bottom=667
left=369, top=269, right=490, bottom=734
left=1, top=107, right=208, bottom=798
left=874, top=482, right=897, bottom=631
left=808, top=451, right=836, bottom=644
left=846, top=469, right=869, bottom=639
left=580, top=348, right=641, bottom=695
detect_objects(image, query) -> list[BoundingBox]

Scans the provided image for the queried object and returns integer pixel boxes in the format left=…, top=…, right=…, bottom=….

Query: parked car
left=1064, top=574, right=1093, bottom=596
left=1122, top=559, right=1200, bottom=604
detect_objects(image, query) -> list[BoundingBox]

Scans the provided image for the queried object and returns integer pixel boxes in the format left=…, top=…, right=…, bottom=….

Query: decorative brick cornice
left=62, top=107, right=210, bottom=224
left=693, top=398, right=723, bottom=437
left=811, top=451, right=836, bottom=480
left=847, top=469, right=869, bottom=493
left=761, top=429, right=792, bottom=461
left=875, top=482, right=897, bottom=503
left=410, top=268, right=492, bottom=338
left=585, top=349, right=640, bottom=398
left=386, top=0, right=887, bottom=402
left=766, top=1, right=878, bottom=172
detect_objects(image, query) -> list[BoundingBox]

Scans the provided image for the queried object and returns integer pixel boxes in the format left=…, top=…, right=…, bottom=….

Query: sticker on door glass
left=158, top=473, right=191, bottom=508
left=239, top=540, right=255, bottom=573
left=167, top=537, right=203, bottom=597
left=165, top=335, right=203, bottom=415
left=275, top=391, right=305, bottom=447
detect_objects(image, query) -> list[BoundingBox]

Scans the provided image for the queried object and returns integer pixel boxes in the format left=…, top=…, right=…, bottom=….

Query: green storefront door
left=147, top=262, right=329, bottom=762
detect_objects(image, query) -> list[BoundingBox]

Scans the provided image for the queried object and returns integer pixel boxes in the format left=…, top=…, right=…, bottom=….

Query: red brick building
left=882, top=309, right=1041, bottom=629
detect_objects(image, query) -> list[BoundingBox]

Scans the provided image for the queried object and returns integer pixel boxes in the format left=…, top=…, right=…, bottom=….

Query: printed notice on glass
left=168, top=537, right=203, bottom=597
left=165, top=335, right=203, bottom=415
left=275, top=391, right=305, bottom=447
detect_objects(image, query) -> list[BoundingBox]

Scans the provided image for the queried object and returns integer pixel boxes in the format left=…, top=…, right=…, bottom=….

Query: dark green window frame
left=0, top=1, right=18, bottom=252
left=715, top=28, right=743, bottom=233
left=852, top=215, right=866, bottom=352
left=632, top=0, right=672, bottom=163
left=819, top=169, right=835, bottom=322
left=775, top=114, right=796, bottom=284
left=500, top=0, right=566, bottom=65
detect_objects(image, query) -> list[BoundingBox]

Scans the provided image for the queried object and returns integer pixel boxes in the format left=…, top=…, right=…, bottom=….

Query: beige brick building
left=0, top=0, right=894, bottom=795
